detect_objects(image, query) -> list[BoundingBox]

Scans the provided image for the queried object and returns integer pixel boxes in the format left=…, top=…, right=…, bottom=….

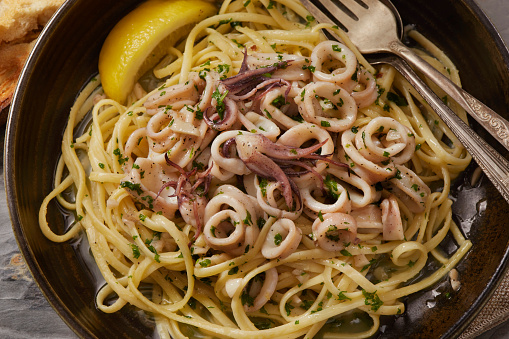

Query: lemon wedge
left=99, top=0, right=216, bottom=103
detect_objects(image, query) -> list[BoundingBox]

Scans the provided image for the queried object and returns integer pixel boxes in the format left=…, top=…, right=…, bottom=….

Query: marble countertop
left=1, top=0, right=509, bottom=338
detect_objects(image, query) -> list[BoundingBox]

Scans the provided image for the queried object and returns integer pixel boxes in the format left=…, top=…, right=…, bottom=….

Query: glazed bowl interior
left=5, top=0, right=509, bottom=338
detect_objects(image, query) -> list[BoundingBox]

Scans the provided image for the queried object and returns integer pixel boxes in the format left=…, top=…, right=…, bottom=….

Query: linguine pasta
left=39, top=0, right=473, bottom=338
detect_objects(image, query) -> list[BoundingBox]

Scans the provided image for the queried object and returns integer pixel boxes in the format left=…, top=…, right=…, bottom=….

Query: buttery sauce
left=57, top=69, right=486, bottom=338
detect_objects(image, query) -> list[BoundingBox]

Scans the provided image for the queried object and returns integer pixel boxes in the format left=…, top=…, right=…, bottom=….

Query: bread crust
left=0, top=0, right=66, bottom=43
left=0, top=40, right=36, bottom=111
left=0, top=0, right=65, bottom=121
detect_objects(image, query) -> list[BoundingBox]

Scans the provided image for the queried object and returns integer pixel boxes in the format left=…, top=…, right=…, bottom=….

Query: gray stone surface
left=0, top=124, right=76, bottom=338
left=1, top=1, right=508, bottom=338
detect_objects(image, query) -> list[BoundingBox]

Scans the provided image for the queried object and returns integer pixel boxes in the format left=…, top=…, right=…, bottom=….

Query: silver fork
left=300, top=0, right=509, bottom=203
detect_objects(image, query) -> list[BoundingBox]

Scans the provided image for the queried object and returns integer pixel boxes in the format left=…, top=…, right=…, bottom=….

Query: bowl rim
left=429, top=1, right=509, bottom=336
left=4, top=0, right=509, bottom=338
left=5, top=1, right=95, bottom=338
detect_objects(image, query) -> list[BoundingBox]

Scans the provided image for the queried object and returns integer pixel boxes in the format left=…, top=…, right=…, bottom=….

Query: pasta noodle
left=39, top=0, right=473, bottom=337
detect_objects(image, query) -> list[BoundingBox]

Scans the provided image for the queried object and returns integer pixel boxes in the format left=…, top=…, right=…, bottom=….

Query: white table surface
left=0, top=0, right=508, bottom=338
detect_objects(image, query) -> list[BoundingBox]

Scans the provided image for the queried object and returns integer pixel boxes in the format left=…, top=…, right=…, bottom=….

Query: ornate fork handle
left=385, top=55, right=509, bottom=203
left=390, top=40, right=509, bottom=152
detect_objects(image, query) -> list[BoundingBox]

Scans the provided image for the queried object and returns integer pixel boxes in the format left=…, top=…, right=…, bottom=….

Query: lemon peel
left=99, top=0, right=216, bottom=104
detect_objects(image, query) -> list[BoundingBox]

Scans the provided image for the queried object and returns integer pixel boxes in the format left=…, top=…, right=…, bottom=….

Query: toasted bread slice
left=0, top=40, right=36, bottom=111
left=0, top=0, right=66, bottom=43
left=0, top=0, right=65, bottom=123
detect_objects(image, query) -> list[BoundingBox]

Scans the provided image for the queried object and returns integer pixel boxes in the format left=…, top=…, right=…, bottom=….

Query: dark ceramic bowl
left=5, top=0, right=509, bottom=338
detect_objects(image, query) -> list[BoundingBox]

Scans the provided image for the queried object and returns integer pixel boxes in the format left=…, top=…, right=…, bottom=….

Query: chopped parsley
left=257, top=217, right=266, bottom=229
left=218, top=18, right=233, bottom=25
left=192, top=160, right=205, bottom=171
left=305, top=15, right=315, bottom=28
left=332, top=45, right=342, bottom=52
left=362, top=289, right=384, bottom=311
left=302, top=64, right=316, bottom=72
left=387, top=92, right=408, bottom=106
left=394, top=168, right=402, bottom=180
left=285, top=302, right=295, bottom=316
left=130, top=244, right=140, bottom=259
left=324, top=174, right=340, bottom=199
left=228, top=266, right=239, bottom=275
left=145, top=240, right=160, bottom=262
left=318, top=210, right=324, bottom=222
left=340, top=249, right=352, bottom=256
left=259, top=177, right=268, bottom=196
left=113, top=148, right=129, bottom=165
left=274, top=233, right=283, bottom=246
left=241, top=290, right=254, bottom=307
left=120, top=181, right=143, bottom=195
left=300, top=300, right=314, bottom=310
left=199, top=259, right=212, bottom=267
left=271, top=95, right=287, bottom=109
left=231, top=39, right=243, bottom=48
left=337, top=291, right=351, bottom=301
left=212, top=87, right=229, bottom=120
left=243, top=210, right=252, bottom=226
